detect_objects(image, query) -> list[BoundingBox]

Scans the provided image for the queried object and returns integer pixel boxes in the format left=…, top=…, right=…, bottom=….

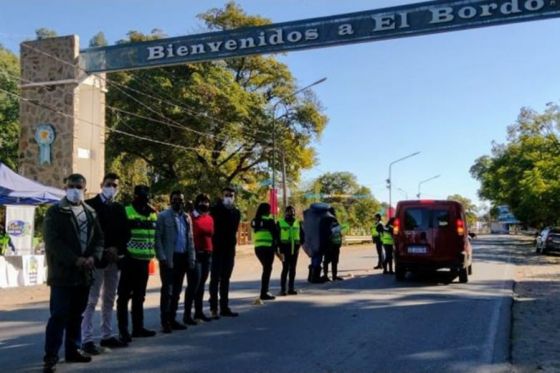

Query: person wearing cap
left=371, top=213, right=385, bottom=270
left=116, top=185, right=158, bottom=342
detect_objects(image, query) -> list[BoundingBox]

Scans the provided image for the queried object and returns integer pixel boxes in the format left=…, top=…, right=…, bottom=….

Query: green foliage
left=470, top=103, right=560, bottom=227
left=35, top=28, right=58, bottom=40
left=447, top=194, right=477, bottom=227
left=0, top=44, right=20, bottom=169
left=305, top=172, right=381, bottom=234
left=89, top=32, right=108, bottom=47
left=105, top=3, right=326, bottom=205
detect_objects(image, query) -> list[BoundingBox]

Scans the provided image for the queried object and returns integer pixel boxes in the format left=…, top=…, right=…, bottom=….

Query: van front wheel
left=459, top=267, right=468, bottom=283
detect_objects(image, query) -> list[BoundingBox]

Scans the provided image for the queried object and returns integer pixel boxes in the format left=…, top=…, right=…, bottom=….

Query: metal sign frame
left=82, top=0, right=560, bottom=73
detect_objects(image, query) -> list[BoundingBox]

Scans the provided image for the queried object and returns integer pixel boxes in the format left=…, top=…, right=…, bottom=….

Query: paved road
left=0, top=235, right=519, bottom=372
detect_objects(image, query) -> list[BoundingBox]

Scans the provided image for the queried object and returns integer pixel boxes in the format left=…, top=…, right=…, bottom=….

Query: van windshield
left=404, top=208, right=450, bottom=230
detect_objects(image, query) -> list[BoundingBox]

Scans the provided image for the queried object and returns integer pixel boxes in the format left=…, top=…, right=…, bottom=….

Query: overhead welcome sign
left=81, top=0, right=560, bottom=73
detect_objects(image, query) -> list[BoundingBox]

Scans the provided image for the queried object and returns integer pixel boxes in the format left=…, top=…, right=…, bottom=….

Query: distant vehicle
left=393, top=200, right=473, bottom=283
left=535, top=227, right=560, bottom=255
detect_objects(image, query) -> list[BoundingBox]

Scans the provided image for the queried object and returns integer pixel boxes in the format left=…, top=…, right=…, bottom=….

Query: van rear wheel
left=459, top=267, right=468, bottom=283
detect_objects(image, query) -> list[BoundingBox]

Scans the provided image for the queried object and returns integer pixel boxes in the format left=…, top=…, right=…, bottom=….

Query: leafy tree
left=89, top=32, right=108, bottom=47
left=35, top=28, right=58, bottom=40
left=105, top=3, right=326, bottom=204
left=0, top=44, right=20, bottom=169
left=470, top=103, right=560, bottom=227
left=447, top=194, right=477, bottom=227
left=306, top=172, right=381, bottom=234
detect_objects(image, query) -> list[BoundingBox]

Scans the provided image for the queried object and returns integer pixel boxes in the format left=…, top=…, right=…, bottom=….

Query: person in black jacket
left=322, top=207, right=343, bottom=281
left=81, top=173, right=131, bottom=354
left=209, top=186, right=241, bottom=318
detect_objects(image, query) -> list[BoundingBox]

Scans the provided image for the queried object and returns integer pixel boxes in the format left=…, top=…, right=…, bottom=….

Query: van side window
left=433, top=210, right=450, bottom=228
left=404, top=209, right=430, bottom=230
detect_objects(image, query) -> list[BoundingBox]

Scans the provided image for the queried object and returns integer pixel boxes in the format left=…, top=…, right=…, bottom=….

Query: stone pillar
left=19, top=35, right=105, bottom=193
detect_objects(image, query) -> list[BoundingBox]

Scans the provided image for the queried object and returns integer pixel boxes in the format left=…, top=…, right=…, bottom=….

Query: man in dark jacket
left=42, top=174, right=104, bottom=373
left=209, top=186, right=241, bottom=318
left=81, top=173, right=131, bottom=354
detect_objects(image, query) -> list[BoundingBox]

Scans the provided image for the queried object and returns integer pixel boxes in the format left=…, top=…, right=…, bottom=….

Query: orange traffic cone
left=148, top=258, right=157, bottom=276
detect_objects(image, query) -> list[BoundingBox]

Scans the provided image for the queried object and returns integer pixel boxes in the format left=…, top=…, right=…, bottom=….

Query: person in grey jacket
left=42, top=174, right=104, bottom=373
left=155, top=190, right=195, bottom=333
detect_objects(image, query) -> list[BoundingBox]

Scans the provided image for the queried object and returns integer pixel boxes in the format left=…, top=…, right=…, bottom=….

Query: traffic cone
left=148, top=258, right=156, bottom=276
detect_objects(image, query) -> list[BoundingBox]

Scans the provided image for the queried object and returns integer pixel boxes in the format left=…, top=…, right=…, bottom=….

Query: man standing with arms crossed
left=81, top=173, right=130, bottom=354
left=42, top=174, right=104, bottom=372
left=209, top=187, right=241, bottom=318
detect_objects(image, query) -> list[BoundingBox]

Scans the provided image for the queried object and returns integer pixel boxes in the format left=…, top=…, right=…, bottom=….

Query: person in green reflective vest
left=251, top=202, right=278, bottom=301
left=0, top=225, right=15, bottom=255
left=371, top=213, right=385, bottom=270
left=116, top=185, right=157, bottom=342
left=276, top=206, right=305, bottom=296
left=381, top=217, right=396, bottom=274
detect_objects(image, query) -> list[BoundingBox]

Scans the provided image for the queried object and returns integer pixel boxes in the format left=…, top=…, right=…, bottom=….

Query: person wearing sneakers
left=209, top=187, right=241, bottom=319
left=116, top=185, right=158, bottom=341
left=155, top=190, right=195, bottom=333
left=81, top=173, right=130, bottom=355
left=42, top=174, right=104, bottom=372
left=277, top=206, right=304, bottom=296
left=184, top=193, right=214, bottom=325
left=251, top=203, right=278, bottom=301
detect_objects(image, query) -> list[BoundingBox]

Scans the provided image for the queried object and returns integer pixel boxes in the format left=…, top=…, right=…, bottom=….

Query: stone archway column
left=19, top=35, right=106, bottom=192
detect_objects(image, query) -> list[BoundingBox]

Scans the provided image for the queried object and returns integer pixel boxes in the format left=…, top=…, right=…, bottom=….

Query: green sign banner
left=81, top=0, right=560, bottom=73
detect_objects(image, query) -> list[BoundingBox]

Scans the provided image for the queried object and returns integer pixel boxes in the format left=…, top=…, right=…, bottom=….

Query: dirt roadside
left=511, top=237, right=560, bottom=372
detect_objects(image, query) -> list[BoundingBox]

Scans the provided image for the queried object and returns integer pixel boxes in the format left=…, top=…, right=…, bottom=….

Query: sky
left=1, top=0, right=559, bottom=209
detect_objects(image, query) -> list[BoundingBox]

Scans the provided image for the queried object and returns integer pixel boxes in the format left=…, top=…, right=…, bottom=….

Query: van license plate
left=408, top=246, right=427, bottom=254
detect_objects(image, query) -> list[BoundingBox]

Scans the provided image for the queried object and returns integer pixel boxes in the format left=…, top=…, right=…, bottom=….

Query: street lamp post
left=271, top=77, right=327, bottom=213
left=387, top=151, right=420, bottom=217
left=396, top=187, right=409, bottom=200
left=416, top=174, right=441, bottom=199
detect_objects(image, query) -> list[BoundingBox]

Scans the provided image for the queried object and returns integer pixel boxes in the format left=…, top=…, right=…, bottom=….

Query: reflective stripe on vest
left=126, top=205, right=157, bottom=260
left=253, top=215, right=274, bottom=247
left=381, top=230, right=394, bottom=245
left=279, top=219, right=300, bottom=254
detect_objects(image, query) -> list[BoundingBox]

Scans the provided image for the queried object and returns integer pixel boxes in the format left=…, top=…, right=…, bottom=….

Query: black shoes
left=260, top=293, right=276, bottom=301
left=374, top=265, right=383, bottom=269
left=171, top=320, right=187, bottom=330
left=81, top=341, right=100, bottom=355
left=119, top=331, right=132, bottom=343
left=100, top=336, right=128, bottom=348
left=161, top=324, right=172, bottom=334
left=132, top=328, right=156, bottom=338
left=65, top=350, right=92, bottom=363
left=333, top=276, right=344, bottom=281
left=278, top=290, right=288, bottom=296
left=220, top=309, right=239, bottom=317
left=210, top=310, right=221, bottom=320
left=287, top=289, right=298, bottom=295
left=194, top=313, right=212, bottom=322
left=183, top=316, right=198, bottom=325
left=43, top=355, right=58, bottom=373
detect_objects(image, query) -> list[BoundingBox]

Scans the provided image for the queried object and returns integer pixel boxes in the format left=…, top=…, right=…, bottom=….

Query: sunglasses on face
left=67, top=184, right=84, bottom=189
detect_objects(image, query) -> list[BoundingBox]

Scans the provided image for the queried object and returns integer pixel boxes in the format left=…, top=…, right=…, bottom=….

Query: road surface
left=0, top=235, right=518, bottom=372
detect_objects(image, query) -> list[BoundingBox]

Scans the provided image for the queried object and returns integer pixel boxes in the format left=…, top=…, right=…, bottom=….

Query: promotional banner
left=5, top=205, right=36, bottom=255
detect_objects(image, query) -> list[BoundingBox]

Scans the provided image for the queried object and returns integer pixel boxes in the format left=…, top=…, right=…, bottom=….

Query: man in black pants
left=322, top=207, right=343, bottom=281
left=277, top=206, right=304, bottom=295
left=372, top=213, right=385, bottom=269
left=117, top=185, right=157, bottom=342
left=209, top=187, right=241, bottom=318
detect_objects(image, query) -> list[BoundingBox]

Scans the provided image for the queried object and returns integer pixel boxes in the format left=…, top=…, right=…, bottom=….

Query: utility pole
left=281, top=151, right=288, bottom=211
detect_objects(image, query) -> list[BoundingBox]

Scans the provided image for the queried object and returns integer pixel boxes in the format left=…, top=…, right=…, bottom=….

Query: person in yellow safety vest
left=116, top=185, right=158, bottom=342
left=276, top=206, right=305, bottom=296
left=371, top=213, right=385, bottom=270
left=0, top=225, right=15, bottom=255
left=381, top=217, right=396, bottom=274
left=251, top=202, right=278, bottom=301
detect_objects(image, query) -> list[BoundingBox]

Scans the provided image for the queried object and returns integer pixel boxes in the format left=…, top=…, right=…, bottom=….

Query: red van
left=393, top=200, right=473, bottom=283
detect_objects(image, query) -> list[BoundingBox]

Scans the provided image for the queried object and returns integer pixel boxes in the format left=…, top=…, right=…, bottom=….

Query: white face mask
left=102, top=186, right=117, bottom=200
left=223, top=197, right=234, bottom=206
left=66, top=188, right=84, bottom=204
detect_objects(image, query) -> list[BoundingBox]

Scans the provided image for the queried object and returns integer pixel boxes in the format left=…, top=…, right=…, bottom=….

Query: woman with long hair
left=251, top=203, right=278, bottom=300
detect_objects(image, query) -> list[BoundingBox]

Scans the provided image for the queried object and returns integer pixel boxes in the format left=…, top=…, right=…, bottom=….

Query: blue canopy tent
left=0, top=163, right=64, bottom=205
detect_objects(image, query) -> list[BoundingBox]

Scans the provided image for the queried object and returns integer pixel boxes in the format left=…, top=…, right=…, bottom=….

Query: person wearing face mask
left=155, top=191, right=195, bottom=333
left=81, top=173, right=131, bottom=355
left=277, top=206, right=304, bottom=296
left=116, top=185, right=158, bottom=342
left=184, top=193, right=214, bottom=324
left=42, top=174, right=104, bottom=373
left=252, top=203, right=278, bottom=301
left=209, top=186, right=241, bottom=318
